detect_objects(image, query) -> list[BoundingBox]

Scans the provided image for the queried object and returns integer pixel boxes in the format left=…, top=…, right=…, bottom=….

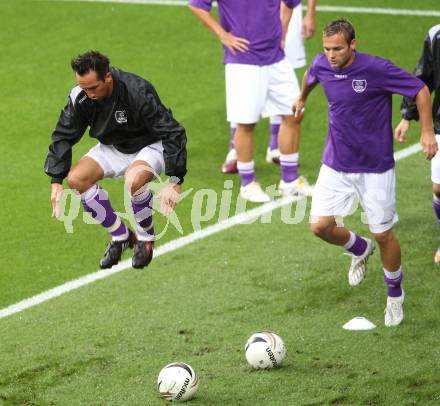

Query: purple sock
left=81, top=185, right=128, bottom=240
left=237, top=161, right=256, bottom=187
left=433, top=196, right=440, bottom=225
left=383, top=268, right=403, bottom=297
left=131, top=188, right=155, bottom=241
left=229, top=125, right=236, bottom=151
left=280, top=153, right=299, bottom=183
left=269, top=124, right=280, bottom=151
left=344, top=232, right=368, bottom=256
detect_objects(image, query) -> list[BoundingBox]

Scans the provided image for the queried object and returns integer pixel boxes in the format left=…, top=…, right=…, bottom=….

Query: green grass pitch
left=1, top=0, right=440, bottom=404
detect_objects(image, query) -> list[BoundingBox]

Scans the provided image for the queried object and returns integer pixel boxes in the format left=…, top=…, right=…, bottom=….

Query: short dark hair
left=323, top=19, right=356, bottom=44
left=71, top=51, right=110, bottom=81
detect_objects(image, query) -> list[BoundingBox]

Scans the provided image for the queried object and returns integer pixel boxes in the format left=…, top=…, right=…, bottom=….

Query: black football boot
left=99, top=229, right=136, bottom=269
left=132, top=240, right=154, bottom=269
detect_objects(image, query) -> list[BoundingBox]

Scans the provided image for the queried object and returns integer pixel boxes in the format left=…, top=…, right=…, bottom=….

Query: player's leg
left=225, top=63, right=270, bottom=203
left=431, top=135, right=440, bottom=263
left=310, top=165, right=374, bottom=286
left=264, top=58, right=312, bottom=196
left=235, top=123, right=269, bottom=202
left=67, top=144, right=135, bottom=269
left=266, top=115, right=281, bottom=164
left=125, top=141, right=165, bottom=269
left=311, top=216, right=374, bottom=285
left=433, top=182, right=440, bottom=263
left=372, top=228, right=404, bottom=327
left=221, top=122, right=238, bottom=174
left=360, top=169, right=403, bottom=326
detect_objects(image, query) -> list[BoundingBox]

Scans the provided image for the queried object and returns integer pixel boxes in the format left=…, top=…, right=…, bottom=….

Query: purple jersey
left=307, top=52, right=425, bottom=173
left=189, top=0, right=294, bottom=66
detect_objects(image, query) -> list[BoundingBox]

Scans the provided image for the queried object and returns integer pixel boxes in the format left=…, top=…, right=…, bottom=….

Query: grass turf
left=1, top=0, right=440, bottom=404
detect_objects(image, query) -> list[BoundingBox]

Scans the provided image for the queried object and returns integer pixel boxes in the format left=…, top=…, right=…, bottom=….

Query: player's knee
left=310, top=221, right=330, bottom=238
left=432, top=183, right=440, bottom=198
left=125, top=163, right=154, bottom=195
left=66, top=171, right=91, bottom=193
left=125, top=172, right=149, bottom=196
left=283, top=114, right=302, bottom=125
left=373, top=230, right=394, bottom=246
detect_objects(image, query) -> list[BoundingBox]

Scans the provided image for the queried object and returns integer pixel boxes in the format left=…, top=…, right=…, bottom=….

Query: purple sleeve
left=188, top=0, right=212, bottom=11
left=282, top=0, right=295, bottom=8
left=306, top=55, right=321, bottom=87
left=381, top=59, right=425, bottom=99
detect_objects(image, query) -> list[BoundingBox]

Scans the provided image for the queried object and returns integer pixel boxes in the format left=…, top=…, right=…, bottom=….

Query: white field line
left=0, top=143, right=423, bottom=320
left=47, top=0, right=440, bottom=17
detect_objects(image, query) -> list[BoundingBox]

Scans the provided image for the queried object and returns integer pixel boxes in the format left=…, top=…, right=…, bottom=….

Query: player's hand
left=158, top=183, right=181, bottom=216
left=394, top=119, right=410, bottom=143
left=420, top=130, right=438, bottom=160
left=292, top=98, right=305, bottom=119
left=219, top=32, right=250, bottom=56
left=51, top=183, right=63, bottom=218
left=302, top=15, right=316, bottom=39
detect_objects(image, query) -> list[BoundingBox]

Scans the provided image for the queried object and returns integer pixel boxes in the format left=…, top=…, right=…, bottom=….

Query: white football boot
left=265, top=147, right=280, bottom=164
left=434, top=246, right=440, bottom=264
left=278, top=177, right=314, bottom=197
left=240, top=181, right=271, bottom=203
left=384, top=290, right=404, bottom=327
left=348, top=238, right=375, bottom=286
left=221, top=148, right=238, bottom=173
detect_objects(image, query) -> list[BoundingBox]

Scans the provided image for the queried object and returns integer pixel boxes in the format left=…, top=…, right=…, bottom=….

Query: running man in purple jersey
left=293, top=19, right=437, bottom=326
left=395, top=24, right=440, bottom=264
left=189, top=0, right=312, bottom=203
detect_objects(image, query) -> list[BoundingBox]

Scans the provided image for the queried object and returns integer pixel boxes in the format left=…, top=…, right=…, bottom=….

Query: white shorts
left=85, top=141, right=165, bottom=179
left=310, top=165, right=398, bottom=234
left=284, top=4, right=306, bottom=69
left=225, top=57, right=300, bottom=124
left=431, top=135, right=440, bottom=184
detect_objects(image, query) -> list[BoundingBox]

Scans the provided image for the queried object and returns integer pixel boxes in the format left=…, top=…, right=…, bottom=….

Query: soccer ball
left=157, top=362, right=199, bottom=402
left=244, top=331, right=286, bottom=369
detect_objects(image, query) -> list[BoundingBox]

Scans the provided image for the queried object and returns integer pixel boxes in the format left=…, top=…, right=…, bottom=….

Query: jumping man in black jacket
left=44, top=51, right=187, bottom=269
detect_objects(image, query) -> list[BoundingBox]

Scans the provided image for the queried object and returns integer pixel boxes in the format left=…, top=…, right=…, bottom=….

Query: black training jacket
left=44, top=68, right=187, bottom=184
left=401, top=24, right=440, bottom=133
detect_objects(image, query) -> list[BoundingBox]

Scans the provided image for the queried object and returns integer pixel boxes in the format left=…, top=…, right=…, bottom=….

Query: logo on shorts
left=352, top=79, right=367, bottom=93
left=115, top=110, right=128, bottom=124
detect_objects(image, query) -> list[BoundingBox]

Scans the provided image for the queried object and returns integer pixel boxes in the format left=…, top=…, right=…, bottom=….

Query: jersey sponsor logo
left=115, top=110, right=128, bottom=123
left=334, top=74, right=347, bottom=79
left=352, top=79, right=367, bottom=93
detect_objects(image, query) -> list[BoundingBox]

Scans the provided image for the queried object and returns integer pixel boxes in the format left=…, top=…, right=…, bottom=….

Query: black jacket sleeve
left=401, top=34, right=434, bottom=121
left=140, top=86, right=187, bottom=183
left=44, top=97, right=88, bottom=184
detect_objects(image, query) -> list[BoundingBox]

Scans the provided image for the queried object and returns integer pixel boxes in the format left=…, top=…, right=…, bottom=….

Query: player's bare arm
left=189, top=5, right=249, bottom=55
left=51, top=183, right=64, bottom=218
left=280, top=2, right=293, bottom=49
left=302, top=0, right=317, bottom=39
left=292, top=71, right=316, bottom=118
left=416, top=85, right=438, bottom=160
left=394, top=119, right=410, bottom=143
left=158, top=183, right=182, bottom=217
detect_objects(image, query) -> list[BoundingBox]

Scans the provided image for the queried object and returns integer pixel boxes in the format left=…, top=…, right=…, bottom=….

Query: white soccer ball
left=157, top=362, right=199, bottom=402
left=244, top=331, right=286, bottom=369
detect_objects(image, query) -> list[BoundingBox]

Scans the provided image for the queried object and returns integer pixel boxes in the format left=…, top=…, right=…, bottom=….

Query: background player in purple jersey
left=293, top=19, right=437, bottom=326
left=189, top=0, right=312, bottom=203
left=395, top=24, right=440, bottom=264
left=45, top=51, right=186, bottom=270
left=222, top=0, right=317, bottom=173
